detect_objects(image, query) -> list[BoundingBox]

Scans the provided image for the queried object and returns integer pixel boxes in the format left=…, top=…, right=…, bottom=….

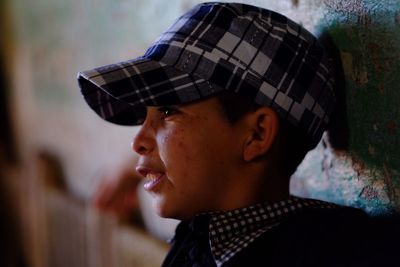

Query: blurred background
left=1, top=0, right=399, bottom=267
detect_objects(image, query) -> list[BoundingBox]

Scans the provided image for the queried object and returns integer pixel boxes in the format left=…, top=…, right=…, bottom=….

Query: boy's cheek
left=157, top=129, right=191, bottom=166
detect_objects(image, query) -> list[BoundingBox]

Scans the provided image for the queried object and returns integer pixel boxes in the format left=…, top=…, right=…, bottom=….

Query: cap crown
left=78, top=2, right=335, bottom=147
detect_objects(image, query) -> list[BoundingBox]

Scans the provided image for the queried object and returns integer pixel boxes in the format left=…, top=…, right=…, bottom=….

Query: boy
left=78, top=2, right=397, bottom=266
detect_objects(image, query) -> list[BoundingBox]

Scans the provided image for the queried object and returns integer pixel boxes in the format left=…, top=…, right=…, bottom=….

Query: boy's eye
left=157, top=106, right=179, bottom=119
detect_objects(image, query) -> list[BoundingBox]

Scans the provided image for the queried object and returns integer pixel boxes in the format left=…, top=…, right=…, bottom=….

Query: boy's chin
left=152, top=198, right=176, bottom=218
left=154, top=202, right=194, bottom=221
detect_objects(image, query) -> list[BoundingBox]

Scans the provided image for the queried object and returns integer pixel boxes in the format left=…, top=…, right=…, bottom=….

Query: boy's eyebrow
left=155, top=105, right=180, bottom=110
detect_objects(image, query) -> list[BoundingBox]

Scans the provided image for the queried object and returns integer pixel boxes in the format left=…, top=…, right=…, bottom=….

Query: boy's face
left=133, top=97, right=247, bottom=220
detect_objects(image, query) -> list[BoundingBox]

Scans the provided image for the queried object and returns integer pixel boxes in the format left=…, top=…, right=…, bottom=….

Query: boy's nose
left=132, top=123, right=155, bottom=155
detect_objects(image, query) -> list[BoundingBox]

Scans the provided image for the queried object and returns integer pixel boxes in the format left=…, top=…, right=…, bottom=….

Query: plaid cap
left=77, top=2, right=335, bottom=147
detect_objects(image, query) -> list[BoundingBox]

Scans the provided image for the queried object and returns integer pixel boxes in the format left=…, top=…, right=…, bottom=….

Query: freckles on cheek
left=159, top=128, right=193, bottom=163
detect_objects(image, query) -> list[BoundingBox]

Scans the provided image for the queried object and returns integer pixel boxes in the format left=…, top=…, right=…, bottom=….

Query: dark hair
left=216, top=91, right=311, bottom=177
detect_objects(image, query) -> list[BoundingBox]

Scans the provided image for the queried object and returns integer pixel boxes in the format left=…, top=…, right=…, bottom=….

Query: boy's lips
left=136, top=166, right=166, bottom=191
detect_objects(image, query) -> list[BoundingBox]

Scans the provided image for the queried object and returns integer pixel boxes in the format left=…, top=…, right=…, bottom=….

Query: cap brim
left=77, top=57, right=222, bottom=125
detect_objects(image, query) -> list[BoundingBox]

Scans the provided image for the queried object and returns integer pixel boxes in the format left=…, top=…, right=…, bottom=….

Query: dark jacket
left=162, top=207, right=400, bottom=267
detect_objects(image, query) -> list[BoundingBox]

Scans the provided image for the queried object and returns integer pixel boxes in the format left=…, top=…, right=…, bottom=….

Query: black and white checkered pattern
left=207, top=196, right=338, bottom=267
left=77, top=2, right=335, bottom=146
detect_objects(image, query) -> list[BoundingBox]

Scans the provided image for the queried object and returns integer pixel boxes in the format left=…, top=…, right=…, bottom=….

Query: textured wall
left=292, top=0, right=400, bottom=215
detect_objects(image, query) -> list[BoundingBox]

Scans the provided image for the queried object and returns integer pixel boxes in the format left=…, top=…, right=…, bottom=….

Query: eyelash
left=157, top=106, right=179, bottom=119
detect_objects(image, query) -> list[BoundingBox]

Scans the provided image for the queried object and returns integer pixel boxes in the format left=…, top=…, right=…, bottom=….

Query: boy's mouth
left=143, top=172, right=165, bottom=191
left=136, top=167, right=165, bottom=191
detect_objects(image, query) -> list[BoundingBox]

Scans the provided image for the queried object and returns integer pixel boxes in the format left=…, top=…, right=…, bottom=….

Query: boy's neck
left=211, top=169, right=291, bottom=212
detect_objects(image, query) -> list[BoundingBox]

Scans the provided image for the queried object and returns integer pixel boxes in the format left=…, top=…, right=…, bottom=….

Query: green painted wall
left=292, top=0, right=400, bottom=215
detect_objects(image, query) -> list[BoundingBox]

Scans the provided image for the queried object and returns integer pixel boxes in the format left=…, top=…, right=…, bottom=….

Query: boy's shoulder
left=227, top=206, right=399, bottom=267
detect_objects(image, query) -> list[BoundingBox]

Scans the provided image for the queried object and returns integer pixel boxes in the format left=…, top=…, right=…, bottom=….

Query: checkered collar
left=203, top=196, right=338, bottom=267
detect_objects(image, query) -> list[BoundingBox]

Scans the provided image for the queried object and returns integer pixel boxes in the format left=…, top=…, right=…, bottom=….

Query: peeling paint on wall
left=292, top=0, right=400, bottom=215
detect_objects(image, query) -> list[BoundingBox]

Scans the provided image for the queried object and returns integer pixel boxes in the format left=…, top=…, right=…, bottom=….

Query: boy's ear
left=243, top=107, right=279, bottom=162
